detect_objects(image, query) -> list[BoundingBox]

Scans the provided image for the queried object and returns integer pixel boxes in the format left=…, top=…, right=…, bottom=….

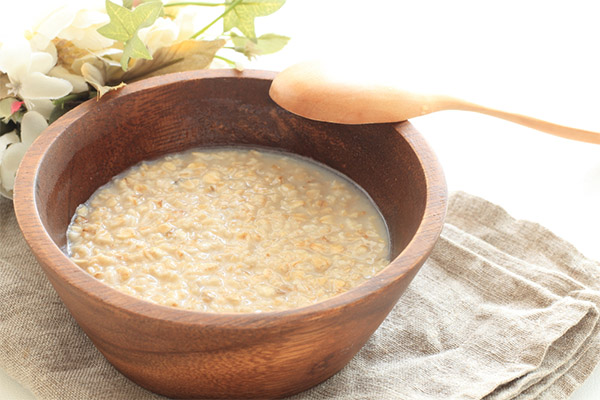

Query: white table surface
left=2, top=1, right=599, bottom=398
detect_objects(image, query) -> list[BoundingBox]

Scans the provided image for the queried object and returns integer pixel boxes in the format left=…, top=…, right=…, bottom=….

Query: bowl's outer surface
left=14, top=69, right=447, bottom=399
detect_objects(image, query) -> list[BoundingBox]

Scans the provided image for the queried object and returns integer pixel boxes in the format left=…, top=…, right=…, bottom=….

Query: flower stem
left=52, top=92, right=93, bottom=108
left=164, top=2, right=226, bottom=7
left=191, top=0, right=243, bottom=39
left=213, top=54, right=236, bottom=66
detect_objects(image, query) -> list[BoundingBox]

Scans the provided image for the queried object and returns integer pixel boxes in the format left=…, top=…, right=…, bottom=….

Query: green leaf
left=0, top=98, right=23, bottom=124
left=99, top=0, right=162, bottom=39
left=123, top=0, right=164, bottom=10
left=97, top=0, right=163, bottom=71
left=48, top=105, right=70, bottom=125
left=0, top=99, right=14, bottom=122
left=223, top=0, right=285, bottom=39
left=132, top=1, right=164, bottom=29
left=98, top=1, right=133, bottom=41
left=231, top=32, right=288, bottom=59
left=122, top=35, right=152, bottom=69
left=49, top=92, right=94, bottom=124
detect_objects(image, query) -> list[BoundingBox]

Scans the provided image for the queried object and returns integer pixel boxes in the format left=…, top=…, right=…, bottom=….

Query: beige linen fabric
left=1, top=191, right=599, bottom=399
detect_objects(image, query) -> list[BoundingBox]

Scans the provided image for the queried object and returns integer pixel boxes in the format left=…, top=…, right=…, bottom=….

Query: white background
left=2, top=0, right=599, bottom=398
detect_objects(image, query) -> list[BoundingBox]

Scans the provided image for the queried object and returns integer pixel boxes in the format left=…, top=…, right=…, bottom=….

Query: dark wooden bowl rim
left=14, top=69, right=447, bottom=328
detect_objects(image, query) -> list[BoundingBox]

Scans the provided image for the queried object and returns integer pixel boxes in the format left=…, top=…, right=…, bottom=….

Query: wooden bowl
left=14, top=70, right=447, bottom=399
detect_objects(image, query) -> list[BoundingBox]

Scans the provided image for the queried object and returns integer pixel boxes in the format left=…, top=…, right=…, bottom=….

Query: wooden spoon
left=269, top=61, right=600, bottom=145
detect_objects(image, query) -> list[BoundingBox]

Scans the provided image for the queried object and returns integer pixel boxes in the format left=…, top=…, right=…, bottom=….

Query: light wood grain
left=269, top=61, right=600, bottom=145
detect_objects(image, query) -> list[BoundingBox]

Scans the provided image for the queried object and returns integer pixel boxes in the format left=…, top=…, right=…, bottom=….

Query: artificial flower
left=0, top=37, right=73, bottom=116
left=0, top=98, right=23, bottom=123
left=48, top=66, right=89, bottom=94
left=0, top=130, right=20, bottom=196
left=0, top=111, right=47, bottom=198
left=138, top=17, right=180, bottom=55
left=29, top=3, right=113, bottom=53
left=174, top=6, right=199, bottom=42
left=0, top=0, right=288, bottom=199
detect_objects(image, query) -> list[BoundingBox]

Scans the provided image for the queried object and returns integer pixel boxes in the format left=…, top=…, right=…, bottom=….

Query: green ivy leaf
left=97, top=0, right=163, bottom=70
left=123, top=35, right=152, bottom=64
left=97, top=1, right=135, bottom=42
left=122, top=0, right=133, bottom=9
left=231, top=32, right=289, bottom=59
left=223, top=0, right=286, bottom=40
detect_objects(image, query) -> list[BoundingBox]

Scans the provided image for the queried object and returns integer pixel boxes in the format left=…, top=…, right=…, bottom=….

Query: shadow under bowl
left=14, top=69, right=447, bottom=399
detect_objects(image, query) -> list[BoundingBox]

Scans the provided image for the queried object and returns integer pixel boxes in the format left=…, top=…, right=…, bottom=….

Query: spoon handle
left=447, top=98, right=600, bottom=145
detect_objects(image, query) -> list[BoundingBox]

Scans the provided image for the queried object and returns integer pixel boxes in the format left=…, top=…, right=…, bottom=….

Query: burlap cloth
left=1, top=191, right=599, bottom=399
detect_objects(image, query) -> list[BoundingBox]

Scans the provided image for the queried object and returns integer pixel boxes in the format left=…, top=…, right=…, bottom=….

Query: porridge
left=67, top=148, right=390, bottom=313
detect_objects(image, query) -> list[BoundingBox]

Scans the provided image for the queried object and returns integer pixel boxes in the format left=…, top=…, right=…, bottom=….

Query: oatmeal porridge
left=67, top=148, right=390, bottom=313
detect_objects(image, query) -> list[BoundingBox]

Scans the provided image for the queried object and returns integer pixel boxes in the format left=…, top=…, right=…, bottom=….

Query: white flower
left=174, top=6, right=199, bottom=41
left=0, top=38, right=73, bottom=118
left=49, top=66, right=89, bottom=93
left=25, top=3, right=114, bottom=97
left=138, top=17, right=180, bottom=55
left=0, top=111, right=47, bottom=198
left=0, top=131, right=19, bottom=193
left=29, top=4, right=114, bottom=52
left=138, top=6, right=208, bottom=56
left=24, top=99, right=56, bottom=121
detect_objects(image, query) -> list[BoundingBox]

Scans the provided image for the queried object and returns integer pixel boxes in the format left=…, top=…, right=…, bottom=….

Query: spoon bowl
left=269, top=61, right=434, bottom=124
left=270, top=61, right=600, bottom=145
